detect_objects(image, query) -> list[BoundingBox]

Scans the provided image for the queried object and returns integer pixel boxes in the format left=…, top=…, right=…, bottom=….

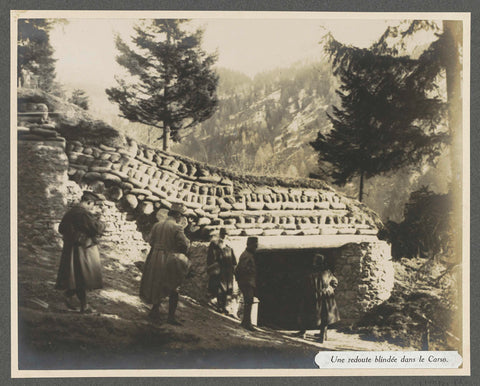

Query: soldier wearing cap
left=55, top=190, right=105, bottom=313
left=234, top=237, right=259, bottom=331
left=207, top=227, right=237, bottom=315
left=140, top=203, right=191, bottom=325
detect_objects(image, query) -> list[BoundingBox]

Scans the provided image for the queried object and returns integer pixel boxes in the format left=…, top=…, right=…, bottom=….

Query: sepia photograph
left=11, top=10, right=470, bottom=376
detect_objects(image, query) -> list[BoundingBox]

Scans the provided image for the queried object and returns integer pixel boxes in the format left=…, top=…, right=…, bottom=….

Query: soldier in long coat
left=296, top=254, right=340, bottom=342
left=55, top=191, right=105, bottom=313
left=234, top=237, right=258, bottom=331
left=140, top=203, right=190, bottom=325
left=207, top=228, right=237, bottom=314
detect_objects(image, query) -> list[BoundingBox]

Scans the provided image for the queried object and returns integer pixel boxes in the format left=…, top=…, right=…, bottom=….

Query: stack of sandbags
left=65, top=139, right=379, bottom=239
left=17, top=122, right=65, bottom=146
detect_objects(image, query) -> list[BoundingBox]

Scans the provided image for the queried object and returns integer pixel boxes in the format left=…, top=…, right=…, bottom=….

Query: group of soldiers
left=55, top=191, right=339, bottom=339
left=206, top=228, right=259, bottom=331
left=54, top=191, right=259, bottom=331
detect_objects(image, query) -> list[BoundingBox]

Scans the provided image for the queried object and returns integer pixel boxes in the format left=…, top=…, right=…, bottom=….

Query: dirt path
left=16, top=243, right=408, bottom=370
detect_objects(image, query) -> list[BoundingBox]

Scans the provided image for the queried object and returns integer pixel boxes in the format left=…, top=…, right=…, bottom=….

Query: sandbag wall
left=65, top=140, right=380, bottom=239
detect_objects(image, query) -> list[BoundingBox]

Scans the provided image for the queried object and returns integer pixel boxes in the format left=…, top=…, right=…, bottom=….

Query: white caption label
left=315, top=351, right=462, bottom=369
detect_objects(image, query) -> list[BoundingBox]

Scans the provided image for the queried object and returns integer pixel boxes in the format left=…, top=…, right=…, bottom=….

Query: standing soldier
left=235, top=237, right=258, bottom=331
left=295, top=254, right=340, bottom=342
left=55, top=191, right=105, bottom=313
left=140, top=203, right=191, bottom=325
left=206, top=228, right=237, bottom=315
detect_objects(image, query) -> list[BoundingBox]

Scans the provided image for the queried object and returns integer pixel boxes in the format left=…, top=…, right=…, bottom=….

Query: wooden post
left=422, top=319, right=430, bottom=351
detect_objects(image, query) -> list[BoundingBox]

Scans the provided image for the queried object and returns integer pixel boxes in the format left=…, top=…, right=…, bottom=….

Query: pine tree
left=311, top=25, right=451, bottom=201
left=106, top=19, right=219, bottom=151
left=69, top=89, right=90, bottom=110
left=18, top=19, right=57, bottom=92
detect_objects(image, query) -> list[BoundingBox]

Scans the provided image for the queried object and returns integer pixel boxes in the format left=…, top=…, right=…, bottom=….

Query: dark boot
left=167, top=291, right=182, bottom=325
left=77, top=290, right=90, bottom=313
left=318, top=324, right=327, bottom=343
left=293, top=330, right=306, bottom=338
left=64, top=290, right=77, bottom=310
left=241, top=302, right=254, bottom=331
left=148, top=304, right=161, bottom=321
left=217, top=292, right=227, bottom=313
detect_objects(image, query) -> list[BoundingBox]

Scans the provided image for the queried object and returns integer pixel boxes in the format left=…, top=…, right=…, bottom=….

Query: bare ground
left=17, top=243, right=322, bottom=370
left=17, top=242, right=411, bottom=370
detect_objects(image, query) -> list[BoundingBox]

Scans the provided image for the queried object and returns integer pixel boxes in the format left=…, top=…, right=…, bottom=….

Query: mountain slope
left=171, top=62, right=450, bottom=222
left=172, top=62, right=337, bottom=179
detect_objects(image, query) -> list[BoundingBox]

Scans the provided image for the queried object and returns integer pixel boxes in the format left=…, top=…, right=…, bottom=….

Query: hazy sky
left=49, top=17, right=392, bottom=90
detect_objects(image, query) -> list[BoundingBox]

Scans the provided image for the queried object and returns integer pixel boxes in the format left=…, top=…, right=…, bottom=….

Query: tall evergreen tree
left=311, top=24, right=451, bottom=201
left=106, top=19, right=219, bottom=151
left=18, top=19, right=58, bottom=92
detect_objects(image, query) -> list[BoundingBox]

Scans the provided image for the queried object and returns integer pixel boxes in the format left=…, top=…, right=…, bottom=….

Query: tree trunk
left=443, top=19, right=463, bottom=355
left=163, top=124, right=170, bottom=151
left=443, top=20, right=463, bottom=264
left=163, top=26, right=172, bottom=152
left=359, top=172, right=364, bottom=202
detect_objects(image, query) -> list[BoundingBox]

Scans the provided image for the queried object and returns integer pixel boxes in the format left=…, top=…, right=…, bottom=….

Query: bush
left=384, top=187, right=452, bottom=260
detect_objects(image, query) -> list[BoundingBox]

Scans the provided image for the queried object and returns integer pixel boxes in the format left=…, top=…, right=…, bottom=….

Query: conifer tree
left=311, top=24, right=451, bottom=201
left=18, top=19, right=58, bottom=92
left=106, top=19, right=219, bottom=151
left=69, top=89, right=90, bottom=110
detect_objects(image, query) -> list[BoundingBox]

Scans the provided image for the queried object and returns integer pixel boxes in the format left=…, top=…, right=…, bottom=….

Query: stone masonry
left=18, top=138, right=72, bottom=251
left=333, top=242, right=394, bottom=322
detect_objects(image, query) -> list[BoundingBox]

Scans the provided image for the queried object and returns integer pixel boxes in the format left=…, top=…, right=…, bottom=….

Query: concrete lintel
left=227, top=235, right=380, bottom=258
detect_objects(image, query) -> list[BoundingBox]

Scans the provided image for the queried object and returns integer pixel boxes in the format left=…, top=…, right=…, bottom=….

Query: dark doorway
left=255, top=248, right=335, bottom=330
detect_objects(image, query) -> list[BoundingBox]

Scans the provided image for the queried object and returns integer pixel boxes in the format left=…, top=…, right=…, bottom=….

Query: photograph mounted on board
left=12, top=10, right=469, bottom=375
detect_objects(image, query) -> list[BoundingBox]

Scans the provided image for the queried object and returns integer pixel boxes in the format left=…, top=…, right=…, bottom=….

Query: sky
left=49, top=17, right=391, bottom=86
left=47, top=16, right=403, bottom=120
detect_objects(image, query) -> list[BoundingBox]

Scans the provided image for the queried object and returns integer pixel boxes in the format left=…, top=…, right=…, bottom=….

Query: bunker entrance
left=255, top=248, right=336, bottom=330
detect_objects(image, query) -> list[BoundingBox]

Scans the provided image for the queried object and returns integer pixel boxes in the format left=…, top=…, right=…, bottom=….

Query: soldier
left=235, top=237, right=258, bottom=331
left=55, top=191, right=105, bottom=313
left=206, top=227, right=237, bottom=314
left=295, top=254, right=340, bottom=342
left=140, top=203, right=191, bottom=325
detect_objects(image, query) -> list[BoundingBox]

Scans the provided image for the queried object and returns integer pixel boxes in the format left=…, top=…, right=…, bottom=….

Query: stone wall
left=334, top=241, right=394, bottom=322
left=181, top=242, right=210, bottom=303
left=18, top=138, right=73, bottom=251
left=94, top=200, right=150, bottom=264
left=18, top=134, right=150, bottom=266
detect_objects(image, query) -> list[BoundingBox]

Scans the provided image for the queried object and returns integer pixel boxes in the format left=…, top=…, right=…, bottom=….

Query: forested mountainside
left=173, top=63, right=338, bottom=178
left=111, top=61, right=450, bottom=222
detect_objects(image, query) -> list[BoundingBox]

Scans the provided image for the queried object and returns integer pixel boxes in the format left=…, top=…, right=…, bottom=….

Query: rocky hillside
left=173, top=63, right=337, bottom=178
left=170, top=62, right=450, bottom=222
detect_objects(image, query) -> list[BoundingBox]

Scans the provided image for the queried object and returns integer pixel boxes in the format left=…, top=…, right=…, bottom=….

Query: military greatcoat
left=55, top=205, right=105, bottom=291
